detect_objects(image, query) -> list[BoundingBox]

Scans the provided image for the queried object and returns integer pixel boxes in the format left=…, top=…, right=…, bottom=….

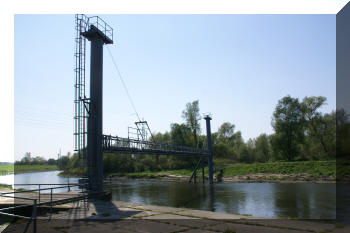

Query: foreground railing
left=0, top=183, right=87, bottom=233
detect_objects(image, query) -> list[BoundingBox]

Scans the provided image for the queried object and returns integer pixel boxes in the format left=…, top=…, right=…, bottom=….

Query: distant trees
left=15, top=152, right=60, bottom=166
left=210, top=95, right=335, bottom=163
left=16, top=152, right=46, bottom=165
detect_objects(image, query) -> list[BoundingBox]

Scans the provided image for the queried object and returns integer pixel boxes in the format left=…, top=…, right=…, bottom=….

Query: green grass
left=0, top=164, right=58, bottom=175
left=222, top=161, right=336, bottom=178
left=0, top=164, right=14, bottom=174
left=0, top=184, right=13, bottom=189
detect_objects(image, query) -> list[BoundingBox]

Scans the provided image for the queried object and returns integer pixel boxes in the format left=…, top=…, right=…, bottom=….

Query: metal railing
left=87, top=16, right=113, bottom=41
left=75, top=14, right=113, bottom=42
left=0, top=183, right=87, bottom=233
left=102, top=135, right=210, bottom=156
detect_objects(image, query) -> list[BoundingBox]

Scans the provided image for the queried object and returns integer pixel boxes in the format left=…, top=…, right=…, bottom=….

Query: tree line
left=15, top=152, right=58, bottom=166
left=17, top=95, right=340, bottom=175
left=152, top=96, right=336, bottom=164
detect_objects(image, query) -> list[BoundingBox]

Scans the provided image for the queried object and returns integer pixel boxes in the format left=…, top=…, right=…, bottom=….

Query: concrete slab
left=205, top=222, right=312, bottom=233
left=130, top=204, right=187, bottom=213
left=332, top=226, right=350, bottom=233
left=233, top=219, right=337, bottom=232
left=114, top=219, right=188, bottom=233
left=181, top=229, right=218, bottom=233
left=143, top=213, right=199, bottom=219
left=177, top=209, right=244, bottom=219
left=118, top=207, right=161, bottom=218
left=149, top=219, right=221, bottom=228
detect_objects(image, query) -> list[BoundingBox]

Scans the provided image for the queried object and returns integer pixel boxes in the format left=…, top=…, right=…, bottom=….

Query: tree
left=217, top=122, right=235, bottom=141
left=170, top=123, right=196, bottom=168
left=271, top=96, right=305, bottom=161
left=302, top=96, right=335, bottom=158
left=32, top=156, right=46, bottom=165
left=57, top=156, right=69, bottom=170
left=182, top=100, right=201, bottom=147
left=254, top=134, right=271, bottom=162
left=216, top=122, right=243, bottom=160
left=239, top=139, right=255, bottom=163
left=47, top=158, right=56, bottom=165
left=170, top=123, right=194, bottom=147
left=21, top=152, right=32, bottom=164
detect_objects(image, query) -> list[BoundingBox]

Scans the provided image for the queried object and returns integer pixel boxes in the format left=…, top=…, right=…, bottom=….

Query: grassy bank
left=0, top=184, right=13, bottom=189
left=106, top=160, right=336, bottom=182
left=222, top=160, right=335, bottom=177
left=0, top=164, right=58, bottom=175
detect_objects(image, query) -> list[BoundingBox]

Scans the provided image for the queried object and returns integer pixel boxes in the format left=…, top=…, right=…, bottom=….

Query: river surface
left=0, top=171, right=336, bottom=218
left=0, top=171, right=79, bottom=193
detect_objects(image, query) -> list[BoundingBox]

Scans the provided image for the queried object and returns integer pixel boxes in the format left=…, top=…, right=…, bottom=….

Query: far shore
left=0, top=169, right=59, bottom=176
left=103, top=173, right=336, bottom=184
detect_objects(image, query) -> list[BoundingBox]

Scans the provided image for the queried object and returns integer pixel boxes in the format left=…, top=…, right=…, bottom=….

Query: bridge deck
left=102, top=135, right=210, bottom=156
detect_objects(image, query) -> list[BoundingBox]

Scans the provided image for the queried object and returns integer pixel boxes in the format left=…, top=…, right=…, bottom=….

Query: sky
left=12, top=14, right=336, bottom=161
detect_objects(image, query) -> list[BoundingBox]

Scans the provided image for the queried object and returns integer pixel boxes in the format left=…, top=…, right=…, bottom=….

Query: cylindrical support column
left=205, top=116, right=213, bottom=184
left=87, top=37, right=104, bottom=192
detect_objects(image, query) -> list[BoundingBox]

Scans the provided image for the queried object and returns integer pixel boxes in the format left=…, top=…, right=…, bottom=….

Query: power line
left=106, top=46, right=141, bottom=122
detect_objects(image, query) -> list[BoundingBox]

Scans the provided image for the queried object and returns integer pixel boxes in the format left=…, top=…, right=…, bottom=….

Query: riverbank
left=58, top=160, right=338, bottom=183
left=98, top=160, right=336, bottom=183
left=106, top=173, right=335, bottom=183
left=0, top=164, right=58, bottom=175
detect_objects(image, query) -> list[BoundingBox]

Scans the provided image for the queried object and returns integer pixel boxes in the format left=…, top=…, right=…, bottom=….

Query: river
left=0, top=171, right=336, bottom=219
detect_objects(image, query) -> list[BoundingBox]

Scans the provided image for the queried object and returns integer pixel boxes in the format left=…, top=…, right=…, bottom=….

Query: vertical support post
left=204, top=115, right=213, bottom=184
left=202, top=157, right=205, bottom=183
left=194, top=168, right=197, bottom=183
left=38, top=185, right=40, bottom=204
left=50, top=188, right=53, bottom=218
left=33, top=199, right=37, bottom=233
left=86, top=36, right=104, bottom=192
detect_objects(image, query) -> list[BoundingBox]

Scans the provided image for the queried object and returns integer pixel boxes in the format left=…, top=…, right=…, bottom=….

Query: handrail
left=0, top=184, right=83, bottom=195
left=0, top=183, right=88, bottom=233
left=75, top=14, right=113, bottom=42
left=102, top=134, right=210, bottom=155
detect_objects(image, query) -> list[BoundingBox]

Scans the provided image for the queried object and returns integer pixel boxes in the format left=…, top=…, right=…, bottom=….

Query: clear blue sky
left=13, top=14, right=335, bottom=161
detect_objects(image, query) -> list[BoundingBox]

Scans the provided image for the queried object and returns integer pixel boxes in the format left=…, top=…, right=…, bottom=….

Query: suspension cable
left=106, top=47, right=141, bottom=122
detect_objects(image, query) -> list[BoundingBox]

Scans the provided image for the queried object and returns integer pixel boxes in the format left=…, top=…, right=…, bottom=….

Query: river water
left=0, top=171, right=336, bottom=218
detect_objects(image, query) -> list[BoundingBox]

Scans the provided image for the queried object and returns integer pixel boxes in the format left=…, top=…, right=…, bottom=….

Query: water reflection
left=111, top=180, right=335, bottom=219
